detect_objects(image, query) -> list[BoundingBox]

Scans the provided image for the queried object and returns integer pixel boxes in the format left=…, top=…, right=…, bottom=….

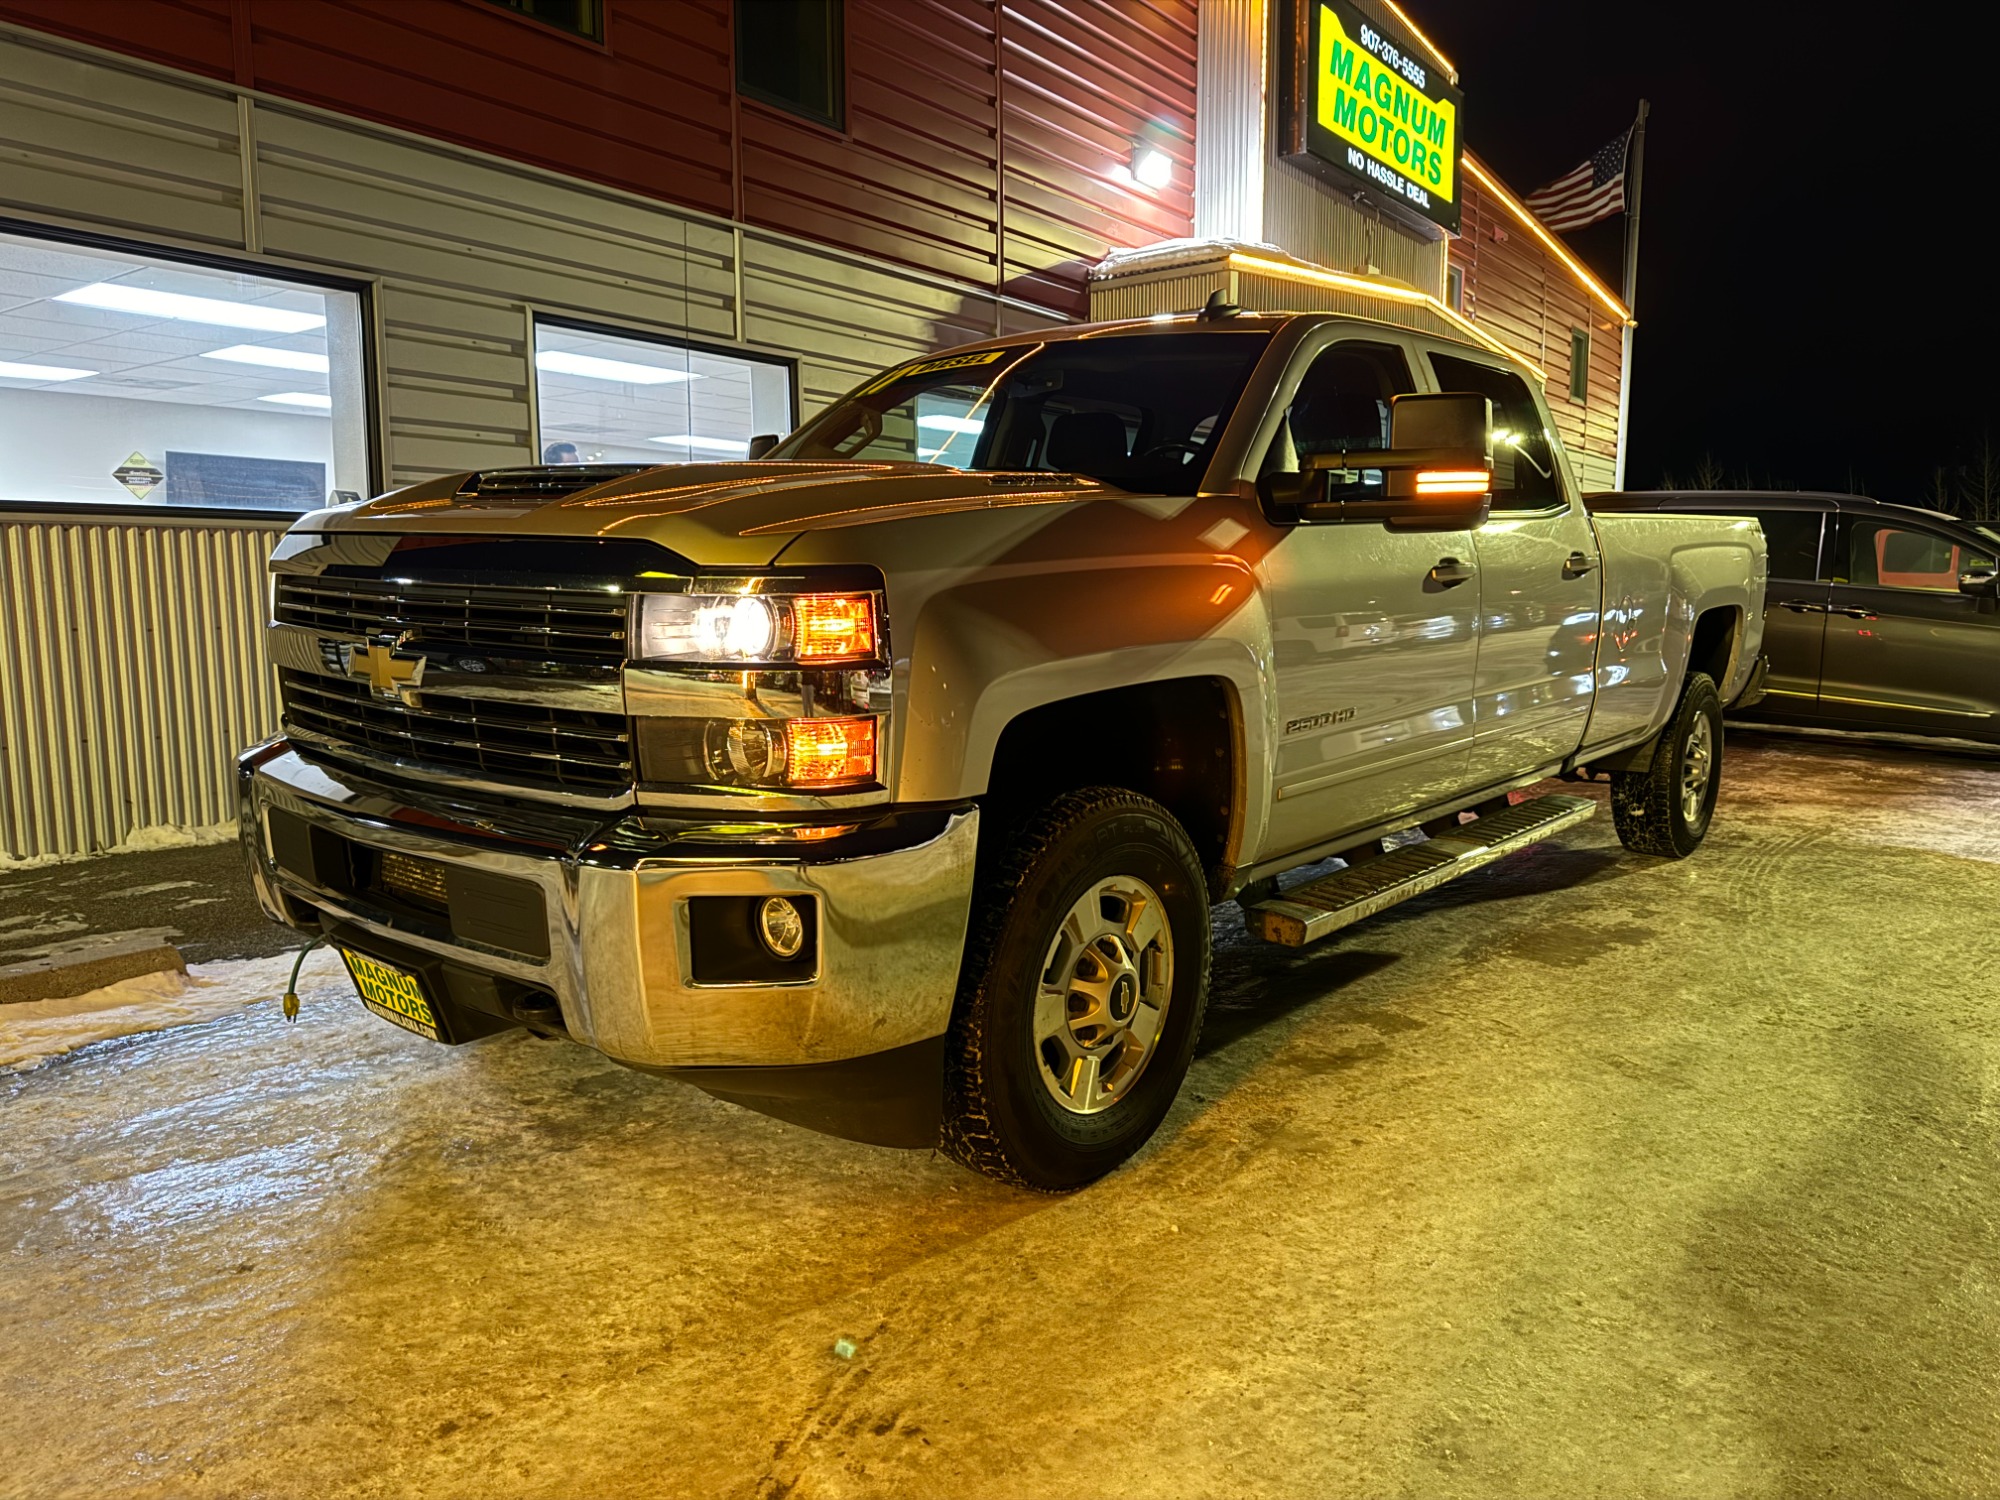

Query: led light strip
left=1462, top=157, right=1633, bottom=324
left=1225, top=253, right=1549, bottom=382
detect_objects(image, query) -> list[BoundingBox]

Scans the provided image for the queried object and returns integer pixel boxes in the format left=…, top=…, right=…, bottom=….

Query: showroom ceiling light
left=202, top=344, right=330, bottom=373
left=536, top=350, right=695, bottom=384
left=649, top=434, right=747, bottom=453
left=259, top=391, right=332, bottom=409
left=916, top=414, right=984, bottom=434
left=0, top=358, right=96, bottom=381
left=55, top=283, right=326, bottom=332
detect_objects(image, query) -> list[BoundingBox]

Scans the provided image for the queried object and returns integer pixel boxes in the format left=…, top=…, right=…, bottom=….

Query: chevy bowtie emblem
left=341, top=637, right=425, bottom=699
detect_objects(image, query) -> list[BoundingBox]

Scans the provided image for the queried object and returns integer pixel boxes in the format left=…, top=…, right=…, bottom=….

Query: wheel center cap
left=1108, top=972, right=1138, bottom=1024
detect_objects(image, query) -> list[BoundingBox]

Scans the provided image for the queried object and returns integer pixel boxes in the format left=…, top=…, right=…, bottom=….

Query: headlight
left=633, top=589, right=879, bottom=665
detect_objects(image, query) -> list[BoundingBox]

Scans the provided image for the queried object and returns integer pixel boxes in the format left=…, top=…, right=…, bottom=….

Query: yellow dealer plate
left=339, top=947, right=441, bottom=1042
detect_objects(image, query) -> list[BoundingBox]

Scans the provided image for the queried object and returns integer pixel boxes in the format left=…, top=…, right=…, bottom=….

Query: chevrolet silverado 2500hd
left=239, top=308, right=1768, bottom=1189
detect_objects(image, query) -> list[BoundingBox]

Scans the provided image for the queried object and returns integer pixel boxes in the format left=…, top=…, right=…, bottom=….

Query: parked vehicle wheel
left=941, top=787, right=1211, bottom=1191
left=1611, top=672, right=1723, bottom=858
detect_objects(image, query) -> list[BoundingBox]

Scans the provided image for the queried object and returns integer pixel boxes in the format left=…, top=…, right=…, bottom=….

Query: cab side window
left=1836, top=519, right=1995, bottom=591
left=1427, top=352, right=1562, bottom=510
left=1260, top=341, right=1414, bottom=505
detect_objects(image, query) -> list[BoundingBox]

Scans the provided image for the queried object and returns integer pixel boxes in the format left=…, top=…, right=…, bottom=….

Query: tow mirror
left=745, top=433, right=781, bottom=460
left=1960, top=564, right=2000, bottom=598
left=1274, top=392, right=1494, bottom=530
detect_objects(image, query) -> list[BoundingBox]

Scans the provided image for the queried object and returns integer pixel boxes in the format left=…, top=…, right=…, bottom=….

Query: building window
left=737, top=0, right=844, bottom=130
left=534, top=319, right=794, bottom=465
left=1445, top=263, right=1465, bottom=314
left=480, top=0, right=603, bottom=42
left=1569, top=327, right=1590, bottom=404
left=0, top=229, right=369, bottom=512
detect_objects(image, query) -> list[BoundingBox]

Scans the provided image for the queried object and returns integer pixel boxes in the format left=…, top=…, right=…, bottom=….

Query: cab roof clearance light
left=785, top=717, right=876, bottom=788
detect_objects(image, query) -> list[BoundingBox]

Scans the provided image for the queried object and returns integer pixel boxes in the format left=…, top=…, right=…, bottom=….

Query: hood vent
left=452, top=464, right=656, bottom=505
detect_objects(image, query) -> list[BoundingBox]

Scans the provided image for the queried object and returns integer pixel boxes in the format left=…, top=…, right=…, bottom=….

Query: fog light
left=757, top=896, right=806, bottom=959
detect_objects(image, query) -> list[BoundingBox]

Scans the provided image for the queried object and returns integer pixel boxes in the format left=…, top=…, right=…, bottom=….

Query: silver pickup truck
left=239, top=307, right=1767, bottom=1189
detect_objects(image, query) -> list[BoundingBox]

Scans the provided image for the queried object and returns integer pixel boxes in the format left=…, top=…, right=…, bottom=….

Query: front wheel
left=1611, top=672, right=1723, bottom=858
left=941, top=788, right=1211, bottom=1191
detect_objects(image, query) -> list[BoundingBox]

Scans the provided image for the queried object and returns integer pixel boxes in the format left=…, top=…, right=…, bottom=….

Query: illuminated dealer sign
left=1284, top=0, right=1463, bottom=235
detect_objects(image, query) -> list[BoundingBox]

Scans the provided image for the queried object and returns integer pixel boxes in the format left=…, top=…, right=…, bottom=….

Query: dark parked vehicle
left=1590, top=491, right=2000, bottom=746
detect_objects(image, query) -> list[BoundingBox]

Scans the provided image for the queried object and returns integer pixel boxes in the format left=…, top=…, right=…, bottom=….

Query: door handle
left=1562, top=550, right=1597, bottom=579
left=1833, top=607, right=1878, bottom=620
left=1428, top=557, right=1475, bottom=587
left=1780, top=601, right=1829, bottom=614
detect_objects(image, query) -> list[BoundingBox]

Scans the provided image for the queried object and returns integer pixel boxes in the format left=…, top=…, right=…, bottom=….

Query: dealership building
left=0, top=0, right=1630, bottom=861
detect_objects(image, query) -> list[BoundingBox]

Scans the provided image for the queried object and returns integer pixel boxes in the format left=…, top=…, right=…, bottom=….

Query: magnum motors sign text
left=1285, top=0, right=1463, bottom=235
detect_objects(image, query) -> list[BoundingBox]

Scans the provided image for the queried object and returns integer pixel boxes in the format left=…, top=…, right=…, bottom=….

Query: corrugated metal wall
left=0, top=19, right=1076, bottom=857
left=1, top=512, right=283, bottom=859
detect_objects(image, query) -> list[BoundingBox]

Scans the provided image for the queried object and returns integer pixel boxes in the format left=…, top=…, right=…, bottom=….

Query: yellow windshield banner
left=1297, top=0, right=1462, bottom=234
left=854, top=347, right=1011, bottom=398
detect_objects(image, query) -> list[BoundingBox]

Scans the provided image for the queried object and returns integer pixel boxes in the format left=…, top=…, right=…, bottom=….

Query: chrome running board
left=1246, top=794, right=1597, bottom=947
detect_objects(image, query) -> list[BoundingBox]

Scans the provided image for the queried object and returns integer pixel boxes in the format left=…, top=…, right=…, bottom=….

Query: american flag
left=1522, top=132, right=1631, bottom=233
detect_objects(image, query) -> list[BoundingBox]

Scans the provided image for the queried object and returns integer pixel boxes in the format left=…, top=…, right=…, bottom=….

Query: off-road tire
left=1611, top=672, right=1723, bottom=858
left=941, top=788, right=1210, bottom=1191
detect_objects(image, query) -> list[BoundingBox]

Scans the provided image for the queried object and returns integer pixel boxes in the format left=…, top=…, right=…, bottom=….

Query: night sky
left=1422, top=2, right=1994, bottom=509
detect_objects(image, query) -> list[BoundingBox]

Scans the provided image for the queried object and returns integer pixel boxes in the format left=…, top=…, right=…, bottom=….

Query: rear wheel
left=942, top=788, right=1210, bottom=1191
left=1611, top=672, right=1723, bottom=858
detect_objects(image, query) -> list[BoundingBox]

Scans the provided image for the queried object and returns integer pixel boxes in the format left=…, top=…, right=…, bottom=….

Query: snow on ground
left=0, top=819, right=237, bottom=872
left=0, top=946, right=350, bottom=1072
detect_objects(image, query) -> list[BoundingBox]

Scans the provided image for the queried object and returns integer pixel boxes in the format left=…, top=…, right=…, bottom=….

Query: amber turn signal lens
left=784, top=716, right=876, bottom=786
left=792, top=594, right=877, bottom=662
left=1413, top=469, right=1491, bottom=496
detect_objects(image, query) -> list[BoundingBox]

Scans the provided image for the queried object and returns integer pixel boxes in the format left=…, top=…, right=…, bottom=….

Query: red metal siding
left=1001, top=0, right=1196, bottom=314
left=0, top=0, right=1195, bottom=318
left=1450, top=171, right=1624, bottom=477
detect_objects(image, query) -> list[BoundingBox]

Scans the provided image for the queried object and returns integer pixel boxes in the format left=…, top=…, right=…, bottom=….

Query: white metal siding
left=0, top=23, right=1062, bottom=858
left=1, top=512, right=283, bottom=859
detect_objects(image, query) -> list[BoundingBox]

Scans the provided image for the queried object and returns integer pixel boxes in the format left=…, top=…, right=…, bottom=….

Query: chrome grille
left=278, top=669, right=631, bottom=796
left=274, top=577, right=628, bottom=663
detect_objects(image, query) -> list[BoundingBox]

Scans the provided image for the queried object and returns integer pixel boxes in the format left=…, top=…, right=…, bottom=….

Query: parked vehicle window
left=1835, top=519, right=1995, bottom=591
left=1259, top=340, right=1414, bottom=505
left=738, top=0, right=844, bottom=130
left=773, top=331, right=1270, bottom=496
left=1750, top=509, right=1825, bottom=581
left=0, top=227, right=369, bottom=511
left=1427, top=351, right=1563, bottom=511
left=533, top=319, right=794, bottom=464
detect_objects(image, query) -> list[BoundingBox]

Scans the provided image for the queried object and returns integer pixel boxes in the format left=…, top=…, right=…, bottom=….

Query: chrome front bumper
left=238, top=741, right=978, bottom=1070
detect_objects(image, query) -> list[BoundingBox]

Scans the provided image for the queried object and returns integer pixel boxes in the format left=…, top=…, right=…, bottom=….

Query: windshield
left=770, top=330, right=1271, bottom=495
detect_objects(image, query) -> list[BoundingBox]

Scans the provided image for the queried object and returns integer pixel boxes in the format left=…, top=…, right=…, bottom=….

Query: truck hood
left=309, top=461, right=1113, bottom=568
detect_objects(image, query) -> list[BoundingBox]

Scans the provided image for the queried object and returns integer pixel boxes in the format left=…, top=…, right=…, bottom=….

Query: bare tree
left=1962, top=431, right=2000, bottom=523
left=1692, top=452, right=1725, bottom=490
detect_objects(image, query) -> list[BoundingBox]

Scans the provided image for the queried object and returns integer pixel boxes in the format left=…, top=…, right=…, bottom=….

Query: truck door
left=1253, top=337, right=1480, bottom=854
left=1427, top=352, right=1600, bottom=783
left=1819, top=514, right=2000, bottom=733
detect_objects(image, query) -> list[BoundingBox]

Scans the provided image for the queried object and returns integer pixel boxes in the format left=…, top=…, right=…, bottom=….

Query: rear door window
left=1750, top=510, right=1825, bottom=581
left=1427, top=352, right=1563, bottom=511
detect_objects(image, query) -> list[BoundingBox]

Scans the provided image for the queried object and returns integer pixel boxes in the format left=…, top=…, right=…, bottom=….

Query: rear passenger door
left=1426, top=351, right=1601, bottom=784
left=1740, top=506, right=1830, bottom=715
left=1819, top=515, right=2000, bottom=732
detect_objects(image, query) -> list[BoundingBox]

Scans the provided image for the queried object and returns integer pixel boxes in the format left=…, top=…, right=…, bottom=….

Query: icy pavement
left=6, top=733, right=2000, bottom=1499
left=0, top=947, right=347, bottom=1073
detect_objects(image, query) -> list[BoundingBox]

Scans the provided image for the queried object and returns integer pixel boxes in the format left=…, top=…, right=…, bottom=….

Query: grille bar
left=274, top=577, right=629, bottom=663
left=279, top=669, right=631, bottom=796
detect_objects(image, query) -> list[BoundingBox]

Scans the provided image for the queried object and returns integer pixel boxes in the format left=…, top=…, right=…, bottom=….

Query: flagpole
left=1613, top=99, right=1648, bottom=490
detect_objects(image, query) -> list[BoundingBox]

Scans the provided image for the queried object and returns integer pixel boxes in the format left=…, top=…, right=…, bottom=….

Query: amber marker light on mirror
left=785, top=717, right=877, bottom=787
left=1414, top=470, right=1492, bottom=496
left=792, top=594, right=877, bottom=662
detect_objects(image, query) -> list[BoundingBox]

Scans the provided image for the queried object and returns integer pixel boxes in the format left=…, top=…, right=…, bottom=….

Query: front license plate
left=339, top=947, right=441, bottom=1041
